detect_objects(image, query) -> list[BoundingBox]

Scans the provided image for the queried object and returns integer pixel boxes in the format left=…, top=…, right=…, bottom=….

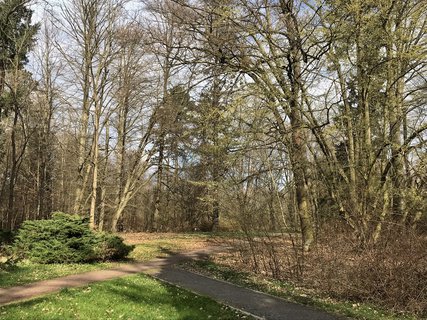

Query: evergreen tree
left=0, top=0, right=38, bottom=117
left=0, top=0, right=38, bottom=230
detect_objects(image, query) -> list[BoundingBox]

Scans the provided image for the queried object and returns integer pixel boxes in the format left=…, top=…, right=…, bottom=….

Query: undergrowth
left=189, top=227, right=426, bottom=319
left=183, top=259, right=418, bottom=320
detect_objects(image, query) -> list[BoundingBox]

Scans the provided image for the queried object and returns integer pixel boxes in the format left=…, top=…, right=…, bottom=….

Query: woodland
left=0, top=0, right=426, bottom=316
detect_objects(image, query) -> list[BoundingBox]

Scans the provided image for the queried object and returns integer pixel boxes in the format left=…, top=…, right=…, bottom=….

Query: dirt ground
left=119, top=232, right=222, bottom=250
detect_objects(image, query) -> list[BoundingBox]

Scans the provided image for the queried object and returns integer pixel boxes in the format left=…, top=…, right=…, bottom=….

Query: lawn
left=0, top=274, right=251, bottom=320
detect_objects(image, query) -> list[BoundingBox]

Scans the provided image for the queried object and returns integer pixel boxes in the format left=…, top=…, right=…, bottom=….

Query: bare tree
left=109, top=22, right=157, bottom=232
left=53, top=0, right=126, bottom=228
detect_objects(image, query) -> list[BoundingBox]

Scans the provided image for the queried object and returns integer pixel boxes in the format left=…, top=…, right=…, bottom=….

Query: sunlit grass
left=0, top=274, right=251, bottom=320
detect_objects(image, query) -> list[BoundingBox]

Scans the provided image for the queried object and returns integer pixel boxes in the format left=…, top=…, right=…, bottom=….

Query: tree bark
left=280, top=0, right=314, bottom=251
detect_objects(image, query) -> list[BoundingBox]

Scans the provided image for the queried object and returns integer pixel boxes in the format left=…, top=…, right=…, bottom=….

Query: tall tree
left=0, top=0, right=38, bottom=230
left=54, top=0, right=125, bottom=228
left=109, top=22, right=157, bottom=232
left=30, top=17, right=60, bottom=220
left=142, top=0, right=192, bottom=230
left=320, top=0, right=427, bottom=243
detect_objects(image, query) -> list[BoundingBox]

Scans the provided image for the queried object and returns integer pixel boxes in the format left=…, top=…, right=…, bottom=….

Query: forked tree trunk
left=280, top=0, right=314, bottom=251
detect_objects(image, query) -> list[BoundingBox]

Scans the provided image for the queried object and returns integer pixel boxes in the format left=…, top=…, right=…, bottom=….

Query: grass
left=2, top=232, right=419, bottom=319
left=183, top=260, right=418, bottom=320
left=0, top=274, right=252, bottom=320
left=1, top=232, right=423, bottom=319
left=130, top=240, right=198, bottom=261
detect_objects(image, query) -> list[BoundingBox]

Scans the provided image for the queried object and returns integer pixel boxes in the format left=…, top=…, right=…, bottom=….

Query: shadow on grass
left=104, top=276, right=241, bottom=319
left=0, top=260, right=126, bottom=288
left=1, top=271, right=243, bottom=320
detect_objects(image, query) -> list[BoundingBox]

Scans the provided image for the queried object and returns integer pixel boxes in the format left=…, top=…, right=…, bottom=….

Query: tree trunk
left=89, top=109, right=100, bottom=230
left=6, top=105, right=19, bottom=230
left=280, top=0, right=314, bottom=251
left=98, top=119, right=110, bottom=231
left=152, top=137, right=164, bottom=231
left=73, top=62, right=91, bottom=215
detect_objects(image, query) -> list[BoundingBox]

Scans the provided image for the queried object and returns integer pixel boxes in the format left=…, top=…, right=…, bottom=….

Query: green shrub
left=11, top=213, right=133, bottom=264
left=93, top=233, right=134, bottom=261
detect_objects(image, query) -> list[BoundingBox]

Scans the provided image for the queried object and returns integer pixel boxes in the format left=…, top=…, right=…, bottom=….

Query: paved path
left=0, top=247, right=343, bottom=320
left=154, top=266, right=340, bottom=320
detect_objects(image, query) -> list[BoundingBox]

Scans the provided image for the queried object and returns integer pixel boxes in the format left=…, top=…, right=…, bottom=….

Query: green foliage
left=12, top=213, right=94, bottom=263
left=0, top=0, right=39, bottom=118
left=0, top=0, right=39, bottom=67
left=11, top=213, right=133, bottom=264
left=93, top=233, right=134, bottom=262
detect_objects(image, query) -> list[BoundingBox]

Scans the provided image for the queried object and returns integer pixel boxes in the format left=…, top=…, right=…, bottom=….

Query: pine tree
left=0, top=0, right=38, bottom=230
left=0, top=0, right=38, bottom=114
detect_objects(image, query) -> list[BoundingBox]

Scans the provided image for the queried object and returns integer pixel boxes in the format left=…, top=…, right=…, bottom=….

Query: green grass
left=0, top=274, right=252, bottom=320
left=183, top=260, right=419, bottom=320
left=0, top=261, right=122, bottom=288
left=0, top=240, right=172, bottom=288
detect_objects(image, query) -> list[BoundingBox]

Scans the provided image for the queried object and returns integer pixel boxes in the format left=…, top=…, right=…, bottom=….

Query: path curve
left=0, top=246, right=344, bottom=320
left=0, top=246, right=222, bottom=306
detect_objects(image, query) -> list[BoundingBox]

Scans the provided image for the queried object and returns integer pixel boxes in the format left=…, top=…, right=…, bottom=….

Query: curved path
left=0, top=247, right=343, bottom=320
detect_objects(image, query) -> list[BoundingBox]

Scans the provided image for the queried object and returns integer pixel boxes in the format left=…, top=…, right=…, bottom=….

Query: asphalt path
left=154, top=266, right=342, bottom=320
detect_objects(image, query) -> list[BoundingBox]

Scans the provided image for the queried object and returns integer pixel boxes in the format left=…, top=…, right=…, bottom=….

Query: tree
left=54, top=0, right=126, bottom=228
left=141, top=0, right=193, bottom=230
left=108, top=22, right=157, bottom=232
left=318, top=0, right=427, bottom=243
left=0, top=0, right=38, bottom=109
left=0, top=0, right=38, bottom=230
left=28, top=17, right=60, bottom=220
left=202, top=0, right=318, bottom=250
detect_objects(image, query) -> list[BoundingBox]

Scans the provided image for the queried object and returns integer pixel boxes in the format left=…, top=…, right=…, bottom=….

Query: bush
left=11, top=212, right=133, bottom=264
left=227, top=225, right=427, bottom=317
left=93, top=233, right=134, bottom=261
left=309, top=228, right=427, bottom=317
